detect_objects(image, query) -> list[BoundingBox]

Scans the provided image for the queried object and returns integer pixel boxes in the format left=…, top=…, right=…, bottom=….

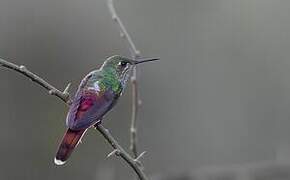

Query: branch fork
left=107, top=0, right=145, bottom=161
left=0, top=0, right=150, bottom=179
left=96, top=124, right=148, bottom=180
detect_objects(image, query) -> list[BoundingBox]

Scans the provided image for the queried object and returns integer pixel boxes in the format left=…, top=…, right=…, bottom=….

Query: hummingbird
left=54, top=55, right=159, bottom=165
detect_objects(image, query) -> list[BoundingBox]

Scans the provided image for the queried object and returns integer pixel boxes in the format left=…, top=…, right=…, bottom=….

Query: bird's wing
left=66, top=88, right=118, bottom=130
left=66, top=73, right=119, bottom=130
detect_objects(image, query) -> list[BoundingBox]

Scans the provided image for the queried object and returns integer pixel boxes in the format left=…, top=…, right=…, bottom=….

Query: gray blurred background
left=1, top=0, right=290, bottom=179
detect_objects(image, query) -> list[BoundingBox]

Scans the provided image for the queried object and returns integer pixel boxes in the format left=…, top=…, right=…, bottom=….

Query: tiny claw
left=93, top=119, right=102, bottom=129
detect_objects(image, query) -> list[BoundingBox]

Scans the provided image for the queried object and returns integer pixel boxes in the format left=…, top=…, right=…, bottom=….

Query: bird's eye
left=118, top=61, right=128, bottom=67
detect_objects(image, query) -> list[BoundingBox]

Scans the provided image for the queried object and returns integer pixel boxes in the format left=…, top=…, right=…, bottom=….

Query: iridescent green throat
left=99, top=67, right=122, bottom=94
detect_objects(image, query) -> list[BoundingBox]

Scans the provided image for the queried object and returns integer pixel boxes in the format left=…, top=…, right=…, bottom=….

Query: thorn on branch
left=48, top=89, right=57, bottom=95
left=107, top=149, right=121, bottom=158
left=131, top=76, right=137, bottom=82
left=135, top=50, right=141, bottom=57
left=134, top=151, right=146, bottom=169
left=63, top=83, right=71, bottom=95
left=138, top=100, right=142, bottom=106
left=134, top=151, right=146, bottom=162
left=112, top=15, right=117, bottom=21
left=104, top=128, right=109, bottom=134
left=130, top=128, right=137, bottom=134
left=19, top=65, right=27, bottom=71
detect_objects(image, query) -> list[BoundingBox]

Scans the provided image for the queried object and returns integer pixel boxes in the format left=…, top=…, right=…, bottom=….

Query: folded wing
left=66, top=89, right=118, bottom=130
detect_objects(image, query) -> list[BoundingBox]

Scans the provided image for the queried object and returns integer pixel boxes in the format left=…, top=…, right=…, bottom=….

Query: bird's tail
left=54, top=128, right=87, bottom=165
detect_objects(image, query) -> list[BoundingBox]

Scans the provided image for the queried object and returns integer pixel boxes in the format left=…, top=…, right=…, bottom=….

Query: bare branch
left=0, top=57, right=148, bottom=180
left=95, top=124, right=148, bottom=180
left=107, top=0, right=141, bottom=159
left=107, top=0, right=140, bottom=58
left=130, top=73, right=139, bottom=157
left=0, top=1, right=151, bottom=178
left=0, top=58, right=71, bottom=103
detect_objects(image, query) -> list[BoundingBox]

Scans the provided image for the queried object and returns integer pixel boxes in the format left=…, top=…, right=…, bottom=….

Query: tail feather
left=55, top=128, right=87, bottom=165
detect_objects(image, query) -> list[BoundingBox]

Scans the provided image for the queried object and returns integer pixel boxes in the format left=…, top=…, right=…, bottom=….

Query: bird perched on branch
left=54, top=55, right=159, bottom=165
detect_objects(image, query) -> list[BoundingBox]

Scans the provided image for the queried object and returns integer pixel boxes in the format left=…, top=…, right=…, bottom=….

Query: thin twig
left=107, top=0, right=140, bottom=58
left=107, top=0, right=141, bottom=158
left=0, top=57, right=148, bottom=180
left=0, top=58, right=71, bottom=103
left=130, top=73, right=139, bottom=157
left=95, top=124, right=148, bottom=180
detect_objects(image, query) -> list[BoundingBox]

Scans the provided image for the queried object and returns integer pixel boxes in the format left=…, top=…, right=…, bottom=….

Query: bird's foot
left=93, top=118, right=103, bottom=128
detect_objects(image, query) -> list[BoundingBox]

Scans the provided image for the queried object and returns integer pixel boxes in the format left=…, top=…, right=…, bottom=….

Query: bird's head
left=101, top=55, right=159, bottom=85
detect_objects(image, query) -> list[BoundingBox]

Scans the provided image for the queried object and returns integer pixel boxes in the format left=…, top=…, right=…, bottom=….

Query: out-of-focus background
left=1, top=0, right=290, bottom=179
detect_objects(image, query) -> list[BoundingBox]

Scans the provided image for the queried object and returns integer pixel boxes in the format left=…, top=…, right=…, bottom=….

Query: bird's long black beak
left=132, top=57, right=160, bottom=65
